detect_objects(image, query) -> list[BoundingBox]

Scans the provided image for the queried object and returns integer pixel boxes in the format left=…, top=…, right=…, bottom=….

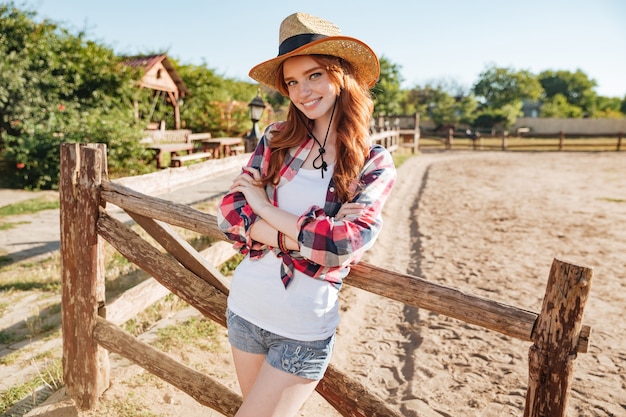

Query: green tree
left=472, top=65, right=543, bottom=109
left=473, top=101, right=523, bottom=131
left=540, top=94, right=583, bottom=118
left=372, top=56, right=404, bottom=116
left=538, top=69, right=597, bottom=113
left=405, top=85, right=445, bottom=120
left=404, top=82, right=477, bottom=127
left=174, top=62, right=258, bottom=136
left=471, top=65, right=543, bottom=130
left=0, top=2, right=150, bottom=189
left=587, top=96, right=623, bottom=118
left=429, top=93, right=478, bottom=127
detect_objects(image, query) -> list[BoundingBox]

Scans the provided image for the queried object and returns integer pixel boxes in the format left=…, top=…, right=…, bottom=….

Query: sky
left=23, top=0, right=626, bottom=98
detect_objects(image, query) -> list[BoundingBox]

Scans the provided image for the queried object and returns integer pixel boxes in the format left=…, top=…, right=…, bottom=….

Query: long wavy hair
left=262, top=55, right=374, bottom=203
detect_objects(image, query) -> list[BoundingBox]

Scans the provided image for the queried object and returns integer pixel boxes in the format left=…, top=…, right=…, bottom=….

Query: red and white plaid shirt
left=217, top=122, right=396, bottom=288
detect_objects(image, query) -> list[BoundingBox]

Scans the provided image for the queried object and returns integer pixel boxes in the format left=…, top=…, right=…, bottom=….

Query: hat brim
left=249, top=36, right=380, bottom=91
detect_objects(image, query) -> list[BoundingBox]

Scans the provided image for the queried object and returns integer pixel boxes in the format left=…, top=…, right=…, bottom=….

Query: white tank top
left=227, top=165, right=339, bottom=341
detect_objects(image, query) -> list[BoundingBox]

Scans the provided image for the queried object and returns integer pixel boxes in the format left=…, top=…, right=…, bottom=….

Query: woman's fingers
left=241, top=167, right=262, bottom=182
left=336, top=202, right=366, bottom=220
left=230, top=167, right=263, bottom=191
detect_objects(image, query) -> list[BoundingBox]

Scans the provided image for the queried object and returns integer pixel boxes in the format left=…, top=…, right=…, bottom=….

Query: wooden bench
left=170, top=151, right=214, bottom=167
left=188, top=132, right=212, bottom=142
left=230, top=145, right=245, bottom=155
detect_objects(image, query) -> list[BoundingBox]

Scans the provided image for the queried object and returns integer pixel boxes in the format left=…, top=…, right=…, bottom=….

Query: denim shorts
left=226, top=309, right=335, bottom=381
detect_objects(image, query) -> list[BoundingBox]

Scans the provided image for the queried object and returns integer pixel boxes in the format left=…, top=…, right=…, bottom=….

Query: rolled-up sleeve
left=296, top=145, right=396, bottom=268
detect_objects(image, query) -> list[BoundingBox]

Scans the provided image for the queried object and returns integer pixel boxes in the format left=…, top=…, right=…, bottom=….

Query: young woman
left=217, top=12, right=396, bottom=417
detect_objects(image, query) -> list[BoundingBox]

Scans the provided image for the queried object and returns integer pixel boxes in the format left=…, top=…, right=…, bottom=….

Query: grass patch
left=0, top=255, right=12, bottom=267
left=0, top=220, right=29, bottom=231
left=0, top=196, right=59, bottom=218
left=97, top=393, right=165, bottom=417
left=0, top=330, right=21, bottom=346
left=0, top=280, right=60, bottom=292
left=0, top=253, right=61, bottom=292
left=154, top=317, right=220, bottom=353
left=219, top=253, right=244, bottom=276
left=125, top=371, right=165, bottom=390
left=0, top=304, right=62, bottom=359
left=124, top=294, right=188, bottom=336
left=599, top=197, right=625, bottom=203
left=392, top=147, right=414, bottom=168
left=0, top=358, right=63, bottom=414
left=24, top=304, right=62, bottom=338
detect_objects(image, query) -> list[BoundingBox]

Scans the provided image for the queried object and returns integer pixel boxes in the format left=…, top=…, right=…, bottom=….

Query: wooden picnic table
left=147, top=142, right=195, bottom=169
left=200, top=137, right=244, bottom=159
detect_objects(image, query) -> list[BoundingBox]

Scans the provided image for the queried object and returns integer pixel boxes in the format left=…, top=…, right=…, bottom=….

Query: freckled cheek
left=288, top=88, right=301, bottom=102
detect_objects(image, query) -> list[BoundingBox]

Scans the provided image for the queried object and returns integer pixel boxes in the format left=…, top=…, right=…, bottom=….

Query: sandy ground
left=24, top=150, right=626, bottom=417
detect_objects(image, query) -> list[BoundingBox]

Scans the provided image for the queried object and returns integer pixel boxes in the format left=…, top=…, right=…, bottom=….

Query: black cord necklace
left=306, top=98, right=338, bottom=178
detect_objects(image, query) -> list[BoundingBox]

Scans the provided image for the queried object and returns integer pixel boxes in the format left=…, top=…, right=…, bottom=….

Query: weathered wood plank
left=105, top=278, right=170, bottom=326
left=106, top=242, right=236, bottom=326
left=347, top=262, right=588, bottom=353
left=126, top=211, right=230, bottom=294
left=101, top=180, right=226, bottom=241
left=319, top=365, right=404, bottom=417
left=347, top=262, right=543, bottom=347
left=60, top=143, right=109, bottom=410
left=93, top=316, right=241, bottom=416
left=97, top=213, right=228, bottom=327
left=524, top=258, right=593, bottom=417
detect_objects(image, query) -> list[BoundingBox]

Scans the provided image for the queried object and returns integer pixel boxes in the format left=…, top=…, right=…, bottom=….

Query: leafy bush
left=0, top=3, right=151, bottom=189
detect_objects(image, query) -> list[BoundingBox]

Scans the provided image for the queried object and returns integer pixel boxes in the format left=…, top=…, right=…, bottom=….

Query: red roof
left=122, top=54, right=189, bottom=96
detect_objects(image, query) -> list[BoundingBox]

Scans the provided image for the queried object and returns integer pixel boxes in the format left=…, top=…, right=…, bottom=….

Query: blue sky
left=26, top=0, right=626, bottom=98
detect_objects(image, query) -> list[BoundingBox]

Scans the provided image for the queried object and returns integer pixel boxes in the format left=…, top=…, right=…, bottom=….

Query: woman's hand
left=230, top=167, right=272, bottom=215
left=335, top=202, right=366, bottom=221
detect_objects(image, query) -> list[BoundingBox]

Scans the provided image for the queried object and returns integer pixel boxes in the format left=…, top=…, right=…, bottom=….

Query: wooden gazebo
left=123, top=54, right=189, bottom=130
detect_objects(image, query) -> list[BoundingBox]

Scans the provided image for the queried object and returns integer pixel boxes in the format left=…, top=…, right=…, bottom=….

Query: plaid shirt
left=217, top=122, right=396, bottom=288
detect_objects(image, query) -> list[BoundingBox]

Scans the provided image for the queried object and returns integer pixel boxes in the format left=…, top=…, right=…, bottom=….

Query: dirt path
left=340, top=151, right=626, bottom=416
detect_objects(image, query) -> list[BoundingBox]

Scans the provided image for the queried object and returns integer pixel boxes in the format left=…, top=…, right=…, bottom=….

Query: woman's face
left=282, top=55, right=339, bottom=123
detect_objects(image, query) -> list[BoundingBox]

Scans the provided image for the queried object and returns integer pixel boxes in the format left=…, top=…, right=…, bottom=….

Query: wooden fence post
left=413, top=112, right=420, bottom=153
left=60, top=143, right=110, bottom=410
left=446, top=127, right=454, bottom=150
left=524, top=258, right=593, bottom=417
left=617, top=132, right=623, bottom=151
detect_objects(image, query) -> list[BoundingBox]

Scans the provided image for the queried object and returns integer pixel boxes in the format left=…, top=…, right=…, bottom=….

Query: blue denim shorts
left=226, top=309, right=335, bottom=381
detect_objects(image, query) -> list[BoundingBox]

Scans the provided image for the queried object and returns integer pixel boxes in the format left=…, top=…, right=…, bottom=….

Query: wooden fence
left=60, top=142, right=593, bottom=417
left=370, top=126, right=421, bottom=154
left=419, top=130, right=624, bottom=152
left=370, top=128, right=400, bottom=154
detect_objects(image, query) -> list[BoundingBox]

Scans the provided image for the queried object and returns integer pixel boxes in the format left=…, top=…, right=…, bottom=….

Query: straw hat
left=249, top=12, right=380, bottom=90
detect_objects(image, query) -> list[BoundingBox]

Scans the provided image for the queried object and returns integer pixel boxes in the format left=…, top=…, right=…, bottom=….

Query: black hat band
left=278, top=33, right=329, bottom=56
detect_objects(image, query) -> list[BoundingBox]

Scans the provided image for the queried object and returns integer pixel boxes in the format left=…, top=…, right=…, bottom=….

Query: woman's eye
left=310, top=72, right=322, bottom=80
left=286, top=80, right=297, bottom=87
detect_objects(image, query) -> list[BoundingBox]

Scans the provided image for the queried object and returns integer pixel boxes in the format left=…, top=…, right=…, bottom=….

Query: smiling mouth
left=303, top=98, right=322, bottom=108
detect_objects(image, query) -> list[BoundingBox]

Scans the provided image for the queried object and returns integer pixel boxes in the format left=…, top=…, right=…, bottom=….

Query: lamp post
left=245, top=90, right=266, bottom=152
